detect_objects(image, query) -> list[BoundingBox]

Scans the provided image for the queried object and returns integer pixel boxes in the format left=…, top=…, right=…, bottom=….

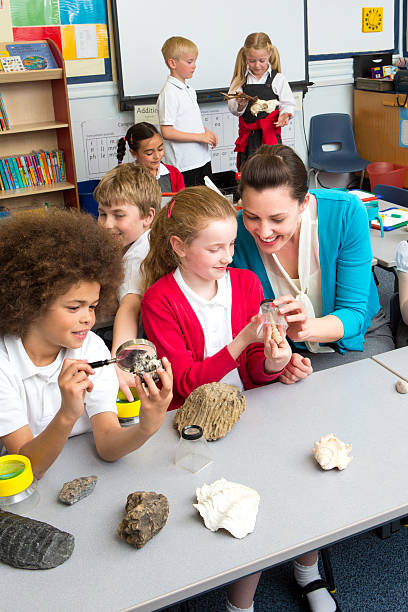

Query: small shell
left=193, top=478, right=260, bottom=539
left=250, top=98, right=280, bottom=117
left=312, top=433, right=353, bottom=471
left=395, top=379, right=408, bottom=394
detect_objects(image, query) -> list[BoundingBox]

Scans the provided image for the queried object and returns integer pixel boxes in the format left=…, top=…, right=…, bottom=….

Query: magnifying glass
left=89, top=339, right=162, bottom=380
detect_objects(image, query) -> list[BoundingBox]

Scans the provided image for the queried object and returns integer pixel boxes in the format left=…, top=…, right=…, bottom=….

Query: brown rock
left=117, top=491, right=169, bottom=549
left=174, top=382, right=246, bottom=441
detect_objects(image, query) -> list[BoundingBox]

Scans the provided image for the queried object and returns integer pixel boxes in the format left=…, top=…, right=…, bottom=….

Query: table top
left=370, top=201, right=408, bottom=268
left=2, top=358, right=408, bottom=612
left=372, top=345, right=408, bottom=381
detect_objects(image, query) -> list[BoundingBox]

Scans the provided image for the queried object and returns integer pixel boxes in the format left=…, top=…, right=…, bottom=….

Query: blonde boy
left=157, top=36, right=218, bottom=187
left=95, top=163, right=161, bottom=400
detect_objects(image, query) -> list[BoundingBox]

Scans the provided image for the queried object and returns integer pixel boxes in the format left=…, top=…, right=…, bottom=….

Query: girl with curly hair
left=0, top=209, right=172, bottom=479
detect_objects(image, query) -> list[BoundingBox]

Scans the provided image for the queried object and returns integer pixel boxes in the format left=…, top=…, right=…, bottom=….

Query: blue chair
left=373, top=184, right=408, bottom=207
left=308, top=113, right=369, bottom=189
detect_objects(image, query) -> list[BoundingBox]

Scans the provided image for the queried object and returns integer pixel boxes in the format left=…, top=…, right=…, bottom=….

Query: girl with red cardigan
left=117, top=122, right=185, bottom=193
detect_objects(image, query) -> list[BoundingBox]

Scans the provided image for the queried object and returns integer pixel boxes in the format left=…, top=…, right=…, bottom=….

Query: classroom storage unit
left=0, top=39, right=79, bottom=212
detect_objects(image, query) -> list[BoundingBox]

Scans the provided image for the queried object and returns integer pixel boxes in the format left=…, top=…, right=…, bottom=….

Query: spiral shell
left=312, top=433, right=353, bottom=471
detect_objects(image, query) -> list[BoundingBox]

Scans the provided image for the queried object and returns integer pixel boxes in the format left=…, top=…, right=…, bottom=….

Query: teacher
left=233, top=144, right=394, bottom=370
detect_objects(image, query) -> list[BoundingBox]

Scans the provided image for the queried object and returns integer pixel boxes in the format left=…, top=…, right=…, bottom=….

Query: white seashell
left=250, top=98, right=280, bottom=117
left=396, top=379, right=408, bottom=394
left=312, top=433, right=353, bottom=471
left=193, top=478, right=260, bottom=539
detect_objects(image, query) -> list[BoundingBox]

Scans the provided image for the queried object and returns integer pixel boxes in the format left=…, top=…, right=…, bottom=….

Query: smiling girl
left=117, top=122, right=185, bottom=193
left=0, top=210, right=172, bottom=479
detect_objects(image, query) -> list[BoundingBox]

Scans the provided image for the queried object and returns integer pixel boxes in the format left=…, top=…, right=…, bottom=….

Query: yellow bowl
left=116, top=388, right=141, bottom=418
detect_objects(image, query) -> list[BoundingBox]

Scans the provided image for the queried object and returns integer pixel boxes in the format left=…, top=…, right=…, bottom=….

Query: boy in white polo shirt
left=157, top=36, right=218, bottom=187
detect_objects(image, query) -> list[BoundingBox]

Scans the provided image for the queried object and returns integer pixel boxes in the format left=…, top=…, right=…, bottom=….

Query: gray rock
left=0, top=510, right=74, bottom=569
left=118, top=491, right=169, bottom=549
left=58, top=475, right=97, bottom=505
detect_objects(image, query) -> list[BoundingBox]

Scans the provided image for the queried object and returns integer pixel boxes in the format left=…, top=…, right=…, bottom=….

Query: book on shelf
left=5, top=42, right=58, bottom=70
left=0, top=92, right=10, bottom=131
left=0, top=56, right=25, bottom=72
left=0, top=150, right=67, bottom=191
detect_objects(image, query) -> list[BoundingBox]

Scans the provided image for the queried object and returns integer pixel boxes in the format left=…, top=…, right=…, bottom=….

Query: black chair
left=308, top=113, right=369, bottom=189
left=373, top=184, right=408, bottom=207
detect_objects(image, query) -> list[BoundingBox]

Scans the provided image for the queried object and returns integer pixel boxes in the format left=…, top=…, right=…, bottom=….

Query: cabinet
left=354, top=88, right=408, bottom=188
left=0, top=39, right=79, bottom=210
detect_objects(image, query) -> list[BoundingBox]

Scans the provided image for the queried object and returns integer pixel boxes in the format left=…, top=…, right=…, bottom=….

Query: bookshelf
left=0, top=40, right=79, bottom=211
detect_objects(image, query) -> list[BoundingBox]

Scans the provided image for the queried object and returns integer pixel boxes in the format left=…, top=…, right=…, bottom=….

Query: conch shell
left=312, top=433, right=352, bottom=471
left=193, top=478, right=260, bottom=539
left=250, top=98, right=280, bottom=117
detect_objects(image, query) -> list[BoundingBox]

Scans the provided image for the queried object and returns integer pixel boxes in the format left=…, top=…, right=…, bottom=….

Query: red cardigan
left=141, top=268, right=282, bottom=410
left=163, top=163, right=185, bottom=192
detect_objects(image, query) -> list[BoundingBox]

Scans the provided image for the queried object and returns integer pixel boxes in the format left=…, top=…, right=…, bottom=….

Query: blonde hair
left=141, top=186, right=236, bottom=291
left=230, top=32, right=282, bottom=91
left=161, top=36, right=198, bottom=66
left=93, top=162, right=161, bottom=218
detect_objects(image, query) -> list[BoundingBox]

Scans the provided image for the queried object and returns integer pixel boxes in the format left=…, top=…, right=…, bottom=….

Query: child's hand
left=58, top=359, right=94, bottom=423
left=201, top=128, right=218, bottom=148
left=274, top=112, right=291, bottom=128
left=279, top=353, right=312, bottom=384
left=134, top=357, right=173, bottom=437
left=263, top=324, right=292, bottom=373
left=115, top=365, right=136, bottom=403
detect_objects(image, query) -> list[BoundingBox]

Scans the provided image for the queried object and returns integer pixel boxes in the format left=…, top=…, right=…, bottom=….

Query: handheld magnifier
left=89, top=339, right=162, bottom=381
left=0, top=454, right=37, bottom=508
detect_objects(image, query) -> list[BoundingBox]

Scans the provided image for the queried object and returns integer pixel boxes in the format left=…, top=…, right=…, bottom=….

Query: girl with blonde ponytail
left=228, top=32, right=296, bottom=169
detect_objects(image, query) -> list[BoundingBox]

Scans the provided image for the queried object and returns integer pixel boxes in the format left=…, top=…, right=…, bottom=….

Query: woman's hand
left=263, top=324, right=292, bottom=373
left=279, top=353, right=312, bottom=384
left=58, top=359, right=94, bottom=424
left=275, top=112, right=291, bottom=127
left=273, top=295, right=312, bottom=342
left=135, top=357, right=173, bottom=437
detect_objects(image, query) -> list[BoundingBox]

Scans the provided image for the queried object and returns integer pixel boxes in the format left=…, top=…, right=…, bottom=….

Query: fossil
left=117, top=491, right=169, bottom=549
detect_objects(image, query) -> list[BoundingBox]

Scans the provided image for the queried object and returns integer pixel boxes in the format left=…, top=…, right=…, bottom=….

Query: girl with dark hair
left=117, top=122, right=185, bottom=193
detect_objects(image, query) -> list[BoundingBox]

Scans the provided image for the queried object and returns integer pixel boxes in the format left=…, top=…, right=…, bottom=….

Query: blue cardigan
left=232, top=189, right=380, bottom=353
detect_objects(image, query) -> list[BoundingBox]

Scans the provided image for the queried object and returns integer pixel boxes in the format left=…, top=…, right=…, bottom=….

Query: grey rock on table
left=0, top=509, right=74, bottom=569
left=58, top=475, right=97, bottom=505
left=118, top=491, right=169, bottom=549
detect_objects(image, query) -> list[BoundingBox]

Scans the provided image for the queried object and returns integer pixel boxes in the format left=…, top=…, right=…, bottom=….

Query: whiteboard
left=112, top=0, right=308, bottom=109
left=308, top=0, right=398, bottom=58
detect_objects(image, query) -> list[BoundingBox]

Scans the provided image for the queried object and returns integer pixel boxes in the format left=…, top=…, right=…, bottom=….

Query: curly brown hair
left=0, top=209, right=123, bottom=337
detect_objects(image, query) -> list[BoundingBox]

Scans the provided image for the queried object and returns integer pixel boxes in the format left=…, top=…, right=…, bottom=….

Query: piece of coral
left=395, top=379, right=408, bottom=394
left=250, top=98, right=280, bottom=117
left=117, top=491, right=169, bottom=549
left=0, top=510, right=74, bottom=569
left=58, top=475, right=97, bottom=505
left=312, top=433, right=353, bottom=471
left=193, top=478, right=260, bottom=539
left=174, top=383, right=246, bottom=441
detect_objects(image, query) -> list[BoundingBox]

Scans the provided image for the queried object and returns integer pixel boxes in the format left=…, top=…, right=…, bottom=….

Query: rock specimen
left=395, top=379, right=408, bottom=394
left=58, top=475, right=97, bottom=505
left=128, top=353, right=163, bottom=382
left=0, top=509, right=74, bottom=569
left=194, top=478, right=260, bottom=539
left=174, top=382, right=246, bottom=441
left=313, top=433, right=353, bottom=471
left=117, top=491, right=169, bottom=549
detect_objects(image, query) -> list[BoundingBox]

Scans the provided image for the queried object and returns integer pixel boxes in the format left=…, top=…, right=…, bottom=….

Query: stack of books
left=0, top=150, right=66, bottom=191
left=0, top=93, right=10, bottom=131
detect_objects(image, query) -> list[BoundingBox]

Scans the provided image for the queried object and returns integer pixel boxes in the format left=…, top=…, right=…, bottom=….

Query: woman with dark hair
left=233, top=144, right=394, bottom=372
left=117, top=122, right=184, bottom=193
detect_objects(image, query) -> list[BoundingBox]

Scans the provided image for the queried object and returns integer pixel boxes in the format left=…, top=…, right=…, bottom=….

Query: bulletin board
left=0, top=0, right=112, bottom=83
left=111, top=0, right=309, bottom=109
left=308, top=0, right=399, bottom=60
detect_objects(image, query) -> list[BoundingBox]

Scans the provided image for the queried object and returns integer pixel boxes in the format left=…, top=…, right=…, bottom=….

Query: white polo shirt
left=157, top=76, right=211, bottom=172
left=0, top=332, right=119, bottom=446
left=118, top=229, right=150, bottom=302
left=174, top=268, right=243, bottom=390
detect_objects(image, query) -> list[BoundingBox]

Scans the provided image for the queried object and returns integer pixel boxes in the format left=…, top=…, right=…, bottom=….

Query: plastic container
left=116, top=388, right=141, bottom=427
left=78, top=180, right=100, bottom=219
left=367, top=162, right=407, bottom=190
left=0, top=454, right=39, bottom=511
left=175, top=425, right=213, bottom=473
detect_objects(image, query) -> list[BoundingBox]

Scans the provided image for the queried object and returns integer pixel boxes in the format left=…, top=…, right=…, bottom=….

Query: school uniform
left=157, top=76, right=212, bottom=184
left=228, top=66, right=296, bottom=168
left=0, top=332, right=118, bottom=448
left=141, top=267, right=283, bottom=410
left=118, top=230, right=150, bottom=302
left=157, top=162, right=185, bottom=193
